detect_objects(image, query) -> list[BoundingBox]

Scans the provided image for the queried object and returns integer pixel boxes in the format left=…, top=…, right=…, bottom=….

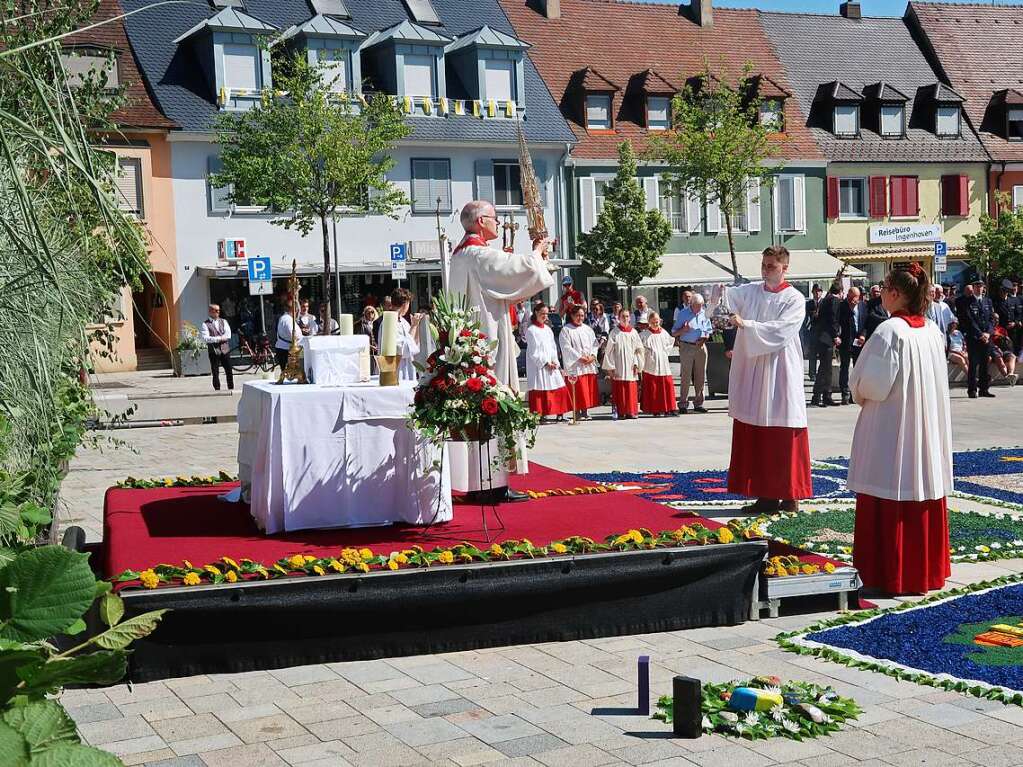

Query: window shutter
left=869, top=176, right=887, bottom=218
left=643, top=176, right=659, bottom=212
left=908, top=176, right=919, bottom=216
left=957, top=174, right=969, bottom=217
left=116, top=157, right=142, bottom=217
left=686, top=189, right=702, bottom=234
left=826, top=176, right=840, bottom=219
left=411, top=160, right=431, bottom=213
left=793, top=175, right=806, bottom=232
left=940, top=174, right=956, bottom=216
left=746, top=179, right=761, bottom=232
left=431, top=160, right=451, bottom=213
left=208, top=155, right=231, bottom=213
left=579, top=177, right=596, bottom=234
left=1013, top=185, right=1023, bottom=210
left=705, top=194, right=721, bottom=234
left=474, top=159, right=494, bottom=202
left=890, top=176, right=902, bottom=217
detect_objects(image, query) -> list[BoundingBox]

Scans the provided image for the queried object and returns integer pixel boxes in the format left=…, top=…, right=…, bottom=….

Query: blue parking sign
left=247, top=255, right=272, bottom=282
left=390, top=243, right=407, bottom=263
left=934, top=241, right=947, bottom=259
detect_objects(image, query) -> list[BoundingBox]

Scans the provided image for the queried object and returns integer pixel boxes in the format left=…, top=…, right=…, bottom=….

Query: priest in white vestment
left=849, top=263, right=952, bottom=594
left=559, top=305, right=600, bottom=420
left=447, top=200, right=555, bottom=502
left=725, top=246, right=813, bottom=513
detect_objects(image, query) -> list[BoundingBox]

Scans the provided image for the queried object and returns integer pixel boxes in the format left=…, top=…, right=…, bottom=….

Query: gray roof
left=278, top=14, right=367, bottom=42
left=758, top=11, right=988, bottom=163
left=362, top=19, right=452, bottom=47
left=122, top=0, right=576, bottom=144
left=445, top=25, right=530, bottom=54
left=172, top=7, right=277, bottom=45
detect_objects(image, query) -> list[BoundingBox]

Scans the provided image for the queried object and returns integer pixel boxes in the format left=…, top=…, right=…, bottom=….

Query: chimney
left=540, top=0, right=561, bottom=19
left=840, top=1, right=861, bottom=19
left=689, top=0, right=713, bottom=27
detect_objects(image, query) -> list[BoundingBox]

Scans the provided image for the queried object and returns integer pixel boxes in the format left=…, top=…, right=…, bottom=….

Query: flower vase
left=449, top=421, right=493, bottom=443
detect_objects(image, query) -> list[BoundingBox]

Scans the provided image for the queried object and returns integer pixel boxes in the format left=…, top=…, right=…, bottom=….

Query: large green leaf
left=3, top=700, right=77, bottom=754
left=0, top=719, right=29, bottom=767
left=28, top=744, right=122, bottom=767
left=97, top=595, right=122, bottom=629
left=0, top=503, right=20, bottom=539
left=90, top=611, right=166, bottom=651
left=0, top=646, right=46, bottom=704
left=0, top=548, right=96, bottom=642
left=17, top=653, right=126, bottom=698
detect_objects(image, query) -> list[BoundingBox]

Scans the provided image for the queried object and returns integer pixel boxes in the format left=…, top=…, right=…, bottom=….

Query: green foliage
left=648, top=62, right=782, bottom=281
left=214, top=54, right=411, bottom=327
left=964, top=192, right=1023, bottom=282
left=576, top=141, right=671, bottom=302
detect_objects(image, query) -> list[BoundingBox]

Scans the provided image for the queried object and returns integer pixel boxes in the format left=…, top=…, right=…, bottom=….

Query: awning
left=196, top=261, right=442, bottom=278
left=829, top=245, right=965, bottom=263
left=624, top=254, right=736, bottom=287
left=702, top=250, right=865, bottom=283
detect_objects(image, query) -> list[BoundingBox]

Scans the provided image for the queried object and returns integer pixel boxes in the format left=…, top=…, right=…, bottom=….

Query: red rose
left=466, top=377, right=483, bottom=392
left=486, top=374, right=497, bottom=385
left=478, top=333, right=487, bottom=340
left=481, top=397, right=499, bottom=415
left=433, top=377, right=448, bottom=391
left=474, top=365, right=487, bottom=375
left=459, top=329, right=472, bottom=337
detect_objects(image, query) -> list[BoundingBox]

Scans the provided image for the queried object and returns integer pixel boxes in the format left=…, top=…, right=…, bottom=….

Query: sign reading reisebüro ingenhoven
left=868, top=224, right=942, bottom=245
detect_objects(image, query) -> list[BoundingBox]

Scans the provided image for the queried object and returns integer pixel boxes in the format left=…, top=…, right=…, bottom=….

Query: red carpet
left=101, top=464, right=724, bottom=581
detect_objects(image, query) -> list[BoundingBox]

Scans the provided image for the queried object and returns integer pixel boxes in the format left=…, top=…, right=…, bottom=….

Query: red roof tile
left=498, top=0, right=822, bottom=160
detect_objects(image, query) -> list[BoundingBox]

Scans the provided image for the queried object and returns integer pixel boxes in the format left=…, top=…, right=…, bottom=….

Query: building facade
left=121, top=0, right=574, bottom=343
left=760, top=3, right=990, bottom=287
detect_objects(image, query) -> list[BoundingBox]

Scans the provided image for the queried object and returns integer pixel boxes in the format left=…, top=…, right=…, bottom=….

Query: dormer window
left=759, top=99, right=783, bottom=132
left=361, top=20, right=450, bottom=109
left=936, top=105, right=960, bottom=137
left=59, top=47, right=119, bottom=89
left=280, top=15, right=367, bottom=97
left=223, top=42, right=261, bottom=91
left=586, top=95, right=611, bottom=130
left=647, top=97, right=670, bottom=130
left=484, top=59, right=516, bottom=102
left=403, top=53, right=436, bottom=98
left=445, top=26, right=529, bottom=109
left=834, top=104, right=860, bottom=137
left=1008, top=108, right=1023, bottom=141
left=880, top=104, right=905, bottom=137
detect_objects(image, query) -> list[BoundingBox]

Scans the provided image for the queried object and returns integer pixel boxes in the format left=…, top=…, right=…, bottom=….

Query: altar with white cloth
left=237, top=380, right=452, bottom=534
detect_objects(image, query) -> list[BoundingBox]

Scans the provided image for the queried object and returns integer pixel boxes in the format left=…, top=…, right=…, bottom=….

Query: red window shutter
left=869, top=176, right=887, bottom=218
left=826, top=176, right=840, bottom=219
left=958, top=174, right=969, bottom=216
left=908, top=176, right=919, bottom=216
left=891, top=176, right=904, bottom=216
left=940, top=175, right=956, bottom=216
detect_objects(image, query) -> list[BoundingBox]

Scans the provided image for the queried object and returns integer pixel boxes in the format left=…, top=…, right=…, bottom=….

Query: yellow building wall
left=826, top=163, right=986, bottom=252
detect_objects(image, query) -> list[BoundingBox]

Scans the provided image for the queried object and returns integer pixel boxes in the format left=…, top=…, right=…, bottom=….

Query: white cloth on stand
left=301, top=335, right=368, bottom=386
left=601, top=327, right=644, bottom=381
left=725, top=282, right=807, bottom=428
left=523, top=323, right=566, bottom=392
left=848, top=318, right=953, bottom=501
left=559, top=323, right=598, bottom=377
left=640, top=329, right=674, bottom=376
left=237, top=381, right=451, bottom=533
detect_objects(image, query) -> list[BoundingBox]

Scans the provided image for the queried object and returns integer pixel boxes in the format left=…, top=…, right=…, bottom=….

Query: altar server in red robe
left=725, top=246, right=813, bottom=513
left=640, top=312, right=678, bottom=417
left=523, top=303, right=571, bottom=422
left=559, top=305, right=600, bottom=420
left=849, top=263, right=953, bottom=595
left=602, top=308, right=644, bottom=419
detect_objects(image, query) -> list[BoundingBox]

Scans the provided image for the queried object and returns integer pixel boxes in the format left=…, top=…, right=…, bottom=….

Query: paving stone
left=460, top=714, right=544, bottom=744
left=606, top=740, right=689, bottom=766
left=532, top=743, right=621, bottom=766
left=346, top=744, right=427, bottom=767
left=216, top=705, right=283, bottom=724
left=363, top=703, right=421, bottom=725
left=169, top=734, right=243, bottom=757
left=268, top=665, right=339, bottom=688
left=961, top=743, right=1023, bottom=767
left=152, top=714, right=229, bottom=743
left=186, top=694, right=237, bottom=715
left=286, top=679, right=362, bottom=702
left=821, top=729, right=912, bottom=759
left=536, top=715, right=623, bottom=745
left=747, top=735, right=835, bottom=762
left=693, top=635, right=762, bottom=651
left=274, top=739, right=357, bottom=766
left=882, top=748, right=973, bottom=767
left=493, top=733, right=571, bottom=758
left=385, top=715, right=468, bottom=747
left=224, top=715, right=309, bottom=744
left=120, top=700, right=196, bottom=722
left=411, top=698, right=478, bottom=718
left=197, top=742, right=289, bottom=767
left=904, top=702, right=988, bottom=728
left=331, top=661, right=406, bottom=686
left=66, top=702, right=122, bottom=725
left=101, top=735, right=169, bottom=757
left=105, top=682, right=173, bottom=705
left=278, top=701, right=357, bottom=725
left=403, top=662, right=478, bottom=685
left=304, top=716, right=380, bottom=741
left=414, top=736, right=505, bottom=765
left=396, top=684, right=462, bottom=707
left=79, top=715, right=157, bottom=745
left=232, top=686, right=303, bottom=709
left=263, top=734, right=320, bottom=752
left=284, top=759, right=353, bottom=767
left=357, top=675, right=423, bottom=694
left=683, top=744, right=775, bottom=767
left=341, top=730, right=408, bottom=752
left=144, top=756, right=206, bottom=767
left=164, top=679, right=236, bottom=700
left=636, top=759, right=698, bottom=767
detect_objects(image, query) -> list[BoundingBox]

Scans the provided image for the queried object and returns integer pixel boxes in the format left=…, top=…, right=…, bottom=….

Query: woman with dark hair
left=522, top=303, right=571, bottom=423
left=848, top=263, right=953, bottom=595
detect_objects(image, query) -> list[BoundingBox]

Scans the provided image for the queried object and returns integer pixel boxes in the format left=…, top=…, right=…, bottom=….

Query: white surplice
left=523, top=323, right=566, bottom=392
left=559, top=322, right=599, bottom=377
left=725, top=282, right=807, bottom=428
left=847, top=317, right=953, bottom=501
left=640, top=329, right=674, bottom=376
left=377, top=316, right=419, bottom=382
left=601, top=327, right=644, bottom=381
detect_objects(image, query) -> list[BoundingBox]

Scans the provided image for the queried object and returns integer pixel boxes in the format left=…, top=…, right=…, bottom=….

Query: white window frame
left=1013, top=185, right=1023, bottom=211
left=936, top=105, right=960, bottom=137
left=834, top=104, right=859, bottom=137
left=720, top=204, right=747, bottom=235
left=403, top=53, right=436, bottom=98
left=483, top=59, right=516, bottom=103
left=221, top=42, right=261, bottom=91
left=773, top=173, right=806, bottom=234
left=657, top=180, right=686, bottom=234
left=880, top=104, right=905, bottom=138
left=838, top=177, right=868, bottom=220
left=493, top=160, right=522, bottom=209
left=759, top=99, right=783, bottom=132
left=586, top=95, right=611, bottom=130
left=594, top=177, right=612, bottom=216
left=647, top=97, right=670, bottom=131
left=1008, top=108, right=1023, bottom=142
left=60, top=48, right=119, bottom=89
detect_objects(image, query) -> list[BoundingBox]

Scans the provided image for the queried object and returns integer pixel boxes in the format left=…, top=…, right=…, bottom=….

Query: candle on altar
left=380, top=311, right=398, bottom=356
left=338, top=314, right=354, bottom=336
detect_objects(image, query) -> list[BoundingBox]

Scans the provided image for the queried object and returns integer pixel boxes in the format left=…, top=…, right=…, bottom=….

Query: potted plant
left=409, top=293, right=539, bottom=466
left=172, top=322, right=211, bottom=377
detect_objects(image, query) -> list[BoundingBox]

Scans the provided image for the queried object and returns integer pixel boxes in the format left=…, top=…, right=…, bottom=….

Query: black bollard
left=637, top=655, right=650, bottom=715
left=672, top=675, right=702, bottom=739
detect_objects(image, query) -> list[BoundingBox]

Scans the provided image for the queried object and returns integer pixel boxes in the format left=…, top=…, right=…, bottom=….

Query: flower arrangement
left=764, top=554, right=838, bottom=578
left=409, top=292, right=538, bottom=464
left=114, top=520, right=760, bottom=589
left=176, top=321, right=205, bottom=361
left=117, top=471, right=236, bottom=489
left=654, top=677, right=861, bottom=740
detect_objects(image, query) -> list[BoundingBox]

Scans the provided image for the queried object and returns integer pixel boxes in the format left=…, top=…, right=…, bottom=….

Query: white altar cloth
left=237, top=380, right=452, bottom=534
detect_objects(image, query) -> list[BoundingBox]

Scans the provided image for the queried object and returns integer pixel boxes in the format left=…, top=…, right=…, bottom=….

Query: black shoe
left=809, top=394, right=821, bottom=407
left=679, top=407, right=688, bottom=414
left=693, top=406, right=708, bottom=413
left=968, top=390, right=977, bottom=399
left=824, top=396, right=837, bottom=407
left=840, top=393, right=850, bottom=406
left=503, top=489, right=530, bottom=503
left=980, top=390, right=996, bottom=398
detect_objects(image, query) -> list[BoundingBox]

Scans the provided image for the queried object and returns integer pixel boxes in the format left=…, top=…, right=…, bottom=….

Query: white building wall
left=170, top=136, right=565, bottom=325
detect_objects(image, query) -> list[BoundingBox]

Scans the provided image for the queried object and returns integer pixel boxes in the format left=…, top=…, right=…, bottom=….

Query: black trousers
left=1012, top=325, right=1023, bottom=357
left=838, top=345, right=861, bottom=394
left=805, top=335, right=818, bottom=379
left=812, top=342, right=835, bottom=397
left=275, top=348, right=290, bottom=370
left=209, top=349, right=233, bottom=391
left=966, top=338, right=991, bottom=394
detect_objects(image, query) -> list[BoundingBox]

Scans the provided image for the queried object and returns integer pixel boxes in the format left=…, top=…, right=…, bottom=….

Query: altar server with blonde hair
left=640, top=312, right=677, bottom=417
left=849, top=263, right=952, bottom=595
left=602, top=307, right=644, bottom=419
left=559, top=304, right=600, bottom=421
left=523, top=303, right=572, bottom=422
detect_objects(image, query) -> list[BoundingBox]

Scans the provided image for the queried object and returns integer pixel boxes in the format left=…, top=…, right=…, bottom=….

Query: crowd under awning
left=626, top=250, right=864, bottom=288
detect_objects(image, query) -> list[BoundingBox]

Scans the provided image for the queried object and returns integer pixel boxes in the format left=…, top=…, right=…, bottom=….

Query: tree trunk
left=626, top=284, right=633, bottom=310
left=320, top=214, right=331, bottom=334
left=724, top=212, right=740, bottom=285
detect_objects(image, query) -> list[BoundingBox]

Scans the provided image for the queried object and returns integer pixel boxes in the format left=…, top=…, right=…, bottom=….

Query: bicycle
left=231, top=332, right=276, bottom=374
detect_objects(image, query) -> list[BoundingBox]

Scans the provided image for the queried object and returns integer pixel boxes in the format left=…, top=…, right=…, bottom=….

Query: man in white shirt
left=297, top=299, right=319, bottom=337
left=275, top=306, right=296, bottom=370
left=926, top=285, right=954, bottom=336
left=200, top=304, right=233, bottom=391
left=633, top=295, right=652, bottom=331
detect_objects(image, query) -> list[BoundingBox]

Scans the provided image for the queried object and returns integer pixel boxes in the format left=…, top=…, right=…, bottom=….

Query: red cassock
left=853, top=494, right=951, bottom=595
left=565, top=373, right=599, bottom=410
left=727, top=419, right=812, bottom=500
left=640, top=374, right=677, bottom=414
left=612, top=380, right=639, bottom=417
left=528, top=387, right=572, bottom=416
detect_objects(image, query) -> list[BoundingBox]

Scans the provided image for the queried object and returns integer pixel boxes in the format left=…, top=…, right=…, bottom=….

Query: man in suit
left=837, top=287, right=866, bottom=405
left=803, top=284, right=823, bottom=380
left=956, top=278, right=996, bottom=398
left=993, top=278, right=1022, bottom=355
left=811, top=282, right=843, bottom=407
left=863, top=286, right=889, bottom=341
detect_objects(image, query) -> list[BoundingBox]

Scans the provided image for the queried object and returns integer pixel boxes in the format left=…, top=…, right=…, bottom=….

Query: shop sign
left=868, top=224, right=941, bottom=245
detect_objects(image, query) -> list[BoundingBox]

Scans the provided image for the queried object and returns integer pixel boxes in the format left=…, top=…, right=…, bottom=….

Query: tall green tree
left=648, top=63, right=782, bottom=282
left=214, top=55, right=411, bottom=330
left=964, top=192, right=1023, bottom=282
left=576, top=141, right=671, bottom=304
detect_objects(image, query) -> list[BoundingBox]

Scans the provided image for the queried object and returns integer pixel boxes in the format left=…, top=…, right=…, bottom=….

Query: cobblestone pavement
left=58, top=385, right=1023, bottom=766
